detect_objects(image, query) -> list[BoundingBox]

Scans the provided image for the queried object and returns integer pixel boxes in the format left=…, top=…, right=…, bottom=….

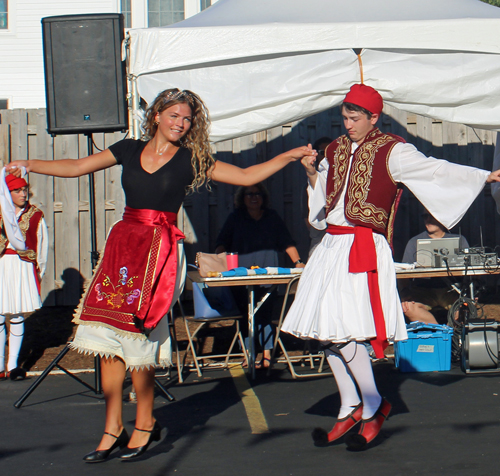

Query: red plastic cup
left=226, top=252, right=239, bottom=269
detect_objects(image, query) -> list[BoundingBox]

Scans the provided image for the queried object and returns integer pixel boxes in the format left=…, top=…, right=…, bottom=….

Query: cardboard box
left=395, top=322, right=453, bottom=372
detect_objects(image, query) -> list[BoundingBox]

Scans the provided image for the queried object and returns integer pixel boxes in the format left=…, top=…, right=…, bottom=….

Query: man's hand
left=487, top=169, right=500, bottom=183
left=301, top=154, right=317, bottom=177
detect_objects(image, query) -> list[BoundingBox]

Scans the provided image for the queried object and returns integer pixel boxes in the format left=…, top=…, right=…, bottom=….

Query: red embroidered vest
left=325, top=128, right=404, bottom=245
left=0, top=203, right=44, bottom=270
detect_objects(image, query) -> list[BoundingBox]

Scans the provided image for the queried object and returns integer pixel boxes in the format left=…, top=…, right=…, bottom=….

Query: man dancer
left=0, top=174, right=48, bottom=380
left=282, top=84, right=500, bottom=450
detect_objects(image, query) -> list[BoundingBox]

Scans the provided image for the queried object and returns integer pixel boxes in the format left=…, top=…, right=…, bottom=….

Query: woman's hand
left=295, top=262, right=306, bottom=269
left=5, top=161, right=29, bottom=177
left=287, top=144, right=317, bottom=163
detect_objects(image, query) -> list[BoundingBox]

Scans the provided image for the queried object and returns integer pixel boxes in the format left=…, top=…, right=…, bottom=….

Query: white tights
left=0, top=314, right=25, bottom=372
left=325, top=342, right=382, bottom=420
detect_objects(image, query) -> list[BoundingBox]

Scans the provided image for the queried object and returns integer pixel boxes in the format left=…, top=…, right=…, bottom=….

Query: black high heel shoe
left=120, top=421, right=162, bottom=460
left=83, top=428, right=129, bottom=463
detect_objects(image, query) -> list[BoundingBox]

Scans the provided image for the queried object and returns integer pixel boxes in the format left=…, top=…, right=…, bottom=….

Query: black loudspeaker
left=42, top=14, right=128, bottom=135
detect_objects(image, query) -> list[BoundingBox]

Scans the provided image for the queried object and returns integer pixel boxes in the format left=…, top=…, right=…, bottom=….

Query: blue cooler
left=395, top=322, right=453, bottom=372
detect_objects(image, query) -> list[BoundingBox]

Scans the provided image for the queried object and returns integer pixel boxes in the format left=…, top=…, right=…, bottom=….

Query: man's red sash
left=327, top=224, right=388, bottom=359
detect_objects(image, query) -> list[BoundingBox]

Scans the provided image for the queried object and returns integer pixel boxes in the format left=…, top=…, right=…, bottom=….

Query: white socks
left=326, top=342, right=382, bottom=420
left=325, top=348, right=361, bottom=418
left=7, top=315, right=25, bottom=372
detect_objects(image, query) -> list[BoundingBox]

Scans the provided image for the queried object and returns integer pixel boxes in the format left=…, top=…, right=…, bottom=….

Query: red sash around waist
left=77, top=207, right=185, bottom=337
left=122, top=207, right=177, bottom=227
left=327, top=225, right=388, bottom=359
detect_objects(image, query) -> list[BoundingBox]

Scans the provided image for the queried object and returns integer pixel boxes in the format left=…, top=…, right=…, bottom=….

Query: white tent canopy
left=127, top=0, right=500, bottom=142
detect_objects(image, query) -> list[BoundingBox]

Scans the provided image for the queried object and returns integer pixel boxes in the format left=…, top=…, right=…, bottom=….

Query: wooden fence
left=0, top=106, right=498, bottom=305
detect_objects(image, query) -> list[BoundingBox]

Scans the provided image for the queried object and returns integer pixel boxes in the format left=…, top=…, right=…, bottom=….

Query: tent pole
left=124, top=32, right=140, bottom=140
left=131, top=75, right=140, bottom=139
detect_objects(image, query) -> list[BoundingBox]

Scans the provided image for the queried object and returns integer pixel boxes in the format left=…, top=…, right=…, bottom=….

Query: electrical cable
left=448, top=295, right=476, bottom=362
left=91, top=131, right=129, bottom=153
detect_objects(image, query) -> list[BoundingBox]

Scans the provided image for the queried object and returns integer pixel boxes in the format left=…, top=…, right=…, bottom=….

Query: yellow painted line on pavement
left=229, top=364, right=270, bottom=434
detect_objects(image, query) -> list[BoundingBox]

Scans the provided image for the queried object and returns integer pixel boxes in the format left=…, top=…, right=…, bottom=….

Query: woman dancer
left=7, top=88, right=316, bottom=462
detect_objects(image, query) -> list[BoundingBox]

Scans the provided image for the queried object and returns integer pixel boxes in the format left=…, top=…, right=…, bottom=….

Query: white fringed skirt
left=70, top=243, right=186, bottom=371
left=281, top=233, right=408, bottom=343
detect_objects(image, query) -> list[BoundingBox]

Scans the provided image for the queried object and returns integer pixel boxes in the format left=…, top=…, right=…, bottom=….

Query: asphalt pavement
left=2, top=359, right=500, bottom=476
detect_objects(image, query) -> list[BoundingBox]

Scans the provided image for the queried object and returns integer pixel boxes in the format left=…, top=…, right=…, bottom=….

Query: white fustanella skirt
left=281, top=233, right=407, bottom=344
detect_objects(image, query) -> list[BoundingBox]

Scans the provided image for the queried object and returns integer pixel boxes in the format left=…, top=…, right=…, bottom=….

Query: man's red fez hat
left=6, top=174, right=28, bottom=191
left=344, top=84, right=383, bottom=116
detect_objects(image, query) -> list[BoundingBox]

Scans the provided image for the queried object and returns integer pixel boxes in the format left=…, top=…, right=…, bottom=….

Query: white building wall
left=0, top=1, right=120, bottom=109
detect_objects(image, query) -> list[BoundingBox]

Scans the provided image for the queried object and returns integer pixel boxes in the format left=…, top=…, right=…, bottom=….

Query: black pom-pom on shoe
left=345, top=433, right=368, bottom=451
left=311, top=428, right=329, bottom=447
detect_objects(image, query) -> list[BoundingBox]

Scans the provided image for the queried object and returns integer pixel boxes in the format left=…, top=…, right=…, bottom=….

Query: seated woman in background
left=215, top=182, right=305, bottom=368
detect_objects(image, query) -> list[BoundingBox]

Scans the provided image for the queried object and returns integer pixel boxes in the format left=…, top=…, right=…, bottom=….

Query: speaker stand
left=14, top=133, right=174, bottom=407
left=14, top=344, right=100, bottom=408
left=14, top=342, right=175, bottom=408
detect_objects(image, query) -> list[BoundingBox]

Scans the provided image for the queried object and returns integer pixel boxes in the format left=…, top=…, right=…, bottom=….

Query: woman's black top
left=215, top=208, right=296, bottom=254
left=109, top=139, right=194, bottom=213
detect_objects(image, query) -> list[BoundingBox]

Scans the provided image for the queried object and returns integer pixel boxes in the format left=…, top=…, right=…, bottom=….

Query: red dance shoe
left=345, top=398, right=392, bottom=451
left=312, top=403, right=363, bottom=446
left=0, top=371, right=6, bottom=380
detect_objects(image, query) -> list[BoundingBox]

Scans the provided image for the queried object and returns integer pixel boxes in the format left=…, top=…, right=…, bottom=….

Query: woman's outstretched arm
left=5, top=149, right=117, bottom=178
left=210, top=145, right=316, bottom=186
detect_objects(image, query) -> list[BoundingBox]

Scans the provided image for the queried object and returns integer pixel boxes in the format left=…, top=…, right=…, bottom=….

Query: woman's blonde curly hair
left=142, top=88, right=215, bottom=192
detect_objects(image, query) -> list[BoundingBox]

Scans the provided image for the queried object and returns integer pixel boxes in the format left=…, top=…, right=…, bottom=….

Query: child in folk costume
left=0, top=173, right=48, bottom=381
left=7, top=88, right=316, bottom=462
left=282, top=84, right=500, bottom=450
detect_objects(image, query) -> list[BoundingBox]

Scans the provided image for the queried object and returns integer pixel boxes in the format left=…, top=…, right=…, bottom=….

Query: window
left=148, top=0, right=184, bottom=27
left=121, top=0, right=210, bottom=28
left=0, top=0, right=7, bottom=29
left=0, top=99, right=8, bottom=109
left=121, top=0, right=131, bottom=28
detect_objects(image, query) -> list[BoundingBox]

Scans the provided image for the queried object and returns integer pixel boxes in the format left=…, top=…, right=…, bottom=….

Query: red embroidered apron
left=76, top=207, right=185, bottom=337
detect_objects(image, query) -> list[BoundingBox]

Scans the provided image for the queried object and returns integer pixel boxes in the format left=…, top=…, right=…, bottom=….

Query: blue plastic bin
left=395, top=322, right=453, bottom=372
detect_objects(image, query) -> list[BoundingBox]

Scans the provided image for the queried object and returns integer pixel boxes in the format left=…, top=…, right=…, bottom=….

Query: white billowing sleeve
left=390, top=142, right=490, bottom=230
left=307, top=157, right=329, bottom=230
left=37, top=217, right=49, bottom=279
